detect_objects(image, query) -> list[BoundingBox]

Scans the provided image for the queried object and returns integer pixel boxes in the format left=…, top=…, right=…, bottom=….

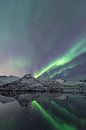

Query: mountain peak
left=23, top=73, right=32, bottom=79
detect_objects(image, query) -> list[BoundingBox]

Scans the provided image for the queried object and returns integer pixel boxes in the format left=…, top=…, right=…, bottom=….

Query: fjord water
left=0, top=95, right=86, bottom=130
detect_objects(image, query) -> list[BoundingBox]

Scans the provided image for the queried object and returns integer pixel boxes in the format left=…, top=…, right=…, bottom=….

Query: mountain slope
left=2, top=74, right=44, bottom=90
left=0, top=75, right=19, bottom=84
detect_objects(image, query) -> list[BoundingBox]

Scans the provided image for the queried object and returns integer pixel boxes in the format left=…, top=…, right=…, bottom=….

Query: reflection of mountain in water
left=0, top=74, right=86, bottom=130
left=0, top=93, right=70, bottom=107
left=0, top=94, right=86, bottom=130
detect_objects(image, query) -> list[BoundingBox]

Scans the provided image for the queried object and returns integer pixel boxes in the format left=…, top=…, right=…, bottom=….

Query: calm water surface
left=0, top=95, right=86, bottom=130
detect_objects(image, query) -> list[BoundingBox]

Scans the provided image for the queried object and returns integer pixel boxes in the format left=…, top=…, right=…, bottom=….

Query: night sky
left=0, top=0, right=86, bottom=81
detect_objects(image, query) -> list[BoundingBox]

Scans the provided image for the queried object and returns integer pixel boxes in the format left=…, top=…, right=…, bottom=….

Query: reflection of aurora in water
left=32, top=100, right=77, bottom=130
left=0, top=95, right=86, bottom=130
left=51, top=101, right=86, bottom=126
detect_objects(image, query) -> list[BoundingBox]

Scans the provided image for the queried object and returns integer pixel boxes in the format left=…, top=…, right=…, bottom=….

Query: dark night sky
left=0, top=0, right=86, bottom=81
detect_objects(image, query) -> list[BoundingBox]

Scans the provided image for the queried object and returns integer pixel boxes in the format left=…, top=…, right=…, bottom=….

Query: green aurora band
left=34, top=38, right=86, bottom=78
left=32, top=100, right=76, bottom=130
left=49, top=64, right=77, bottom=78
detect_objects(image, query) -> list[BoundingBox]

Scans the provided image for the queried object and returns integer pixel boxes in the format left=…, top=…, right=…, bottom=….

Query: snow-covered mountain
left=0, top=75, right=19, bottom=85
left=0, top=80, right=5, bottom=85
left=0, top=74, right=86, bottom=97
left=2, top=74, right=44, bottom=90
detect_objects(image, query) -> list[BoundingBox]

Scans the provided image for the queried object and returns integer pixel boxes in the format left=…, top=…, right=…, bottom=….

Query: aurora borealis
left=0, top=0, right=86, bottom=81
left=51, top=100, right=86, bottom=125
left=32, top=100, right=76, bottom=130
left=32, top=99, right=86, bottom=130
left=34, top=39, right=86, bottom=78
